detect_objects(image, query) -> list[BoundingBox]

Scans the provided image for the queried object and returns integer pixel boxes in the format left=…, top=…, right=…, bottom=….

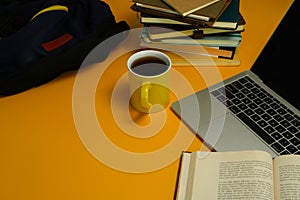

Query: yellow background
left=0, top=0, right=293, bottom=199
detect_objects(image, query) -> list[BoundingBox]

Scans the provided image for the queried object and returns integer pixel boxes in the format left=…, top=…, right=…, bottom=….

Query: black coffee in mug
left=131, top=56, right=169, bottom=76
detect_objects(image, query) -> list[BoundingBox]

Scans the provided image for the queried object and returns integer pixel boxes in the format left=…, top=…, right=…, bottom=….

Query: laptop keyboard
left=211, top=76, right=300, bottom=155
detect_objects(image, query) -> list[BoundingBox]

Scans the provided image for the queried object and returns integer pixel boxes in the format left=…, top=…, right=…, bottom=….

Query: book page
left=189, top=150, right=274, bottom=200
left=273, top=155, right=300, bottom=200
left=176, top=152, right=192, bottom=200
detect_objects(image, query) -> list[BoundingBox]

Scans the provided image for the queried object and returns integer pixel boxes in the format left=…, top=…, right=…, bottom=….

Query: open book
left=175, top=150, right=300, bottom=200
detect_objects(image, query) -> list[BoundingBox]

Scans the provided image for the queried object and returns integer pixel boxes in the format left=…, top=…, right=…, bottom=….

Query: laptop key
left=250, top=114, right=261, bottom=121
left=241, top=88, right=251, bottom=95
left=254, top=108, right=264, bottom=115
left=271, top=132, right=283, bottom=140
left=232, top=81, right=243, bottom=89
left=248, top=103, right=258, bottom=110
left=279, top=138, right=290, bottom=146
left=217, top=95, right=226, bottom=102
left=277, top=108, right=287, bottom=115
left=290, top=137, right=300, bottom=146
left=268, top=119, right=279, bottom=127
left=241, top=97, right=251, bottom=104
left=253, top=98, right=263, bottom=105
left=261, top=114, right=272, bottom=121
left=257, top=92, right=267, bottom=99
left=280, top=120, right=291, bottom=128
left=273, top=114, right=284, bottom=122
left=211, top=90, right=220, bottom=97
left=264, top=97, right=273, bottom=104
left=223, top=100, right=233, bottom=107
left=229, top=105, right=241, bottom=114
left=247, top=93, right=256, bottom=100
left=271, top=142, right=284, bottom=153
left=282, top=131, right=293, bottom=139
left=258, top=120, right=268, bottom=128
left=291, top=119, right=300, bottom=127
left=238, top=103, right=248, bottom=111
left=232, top=98, right=241, bottom=105
left=284, top=113, right=294, bottom=121
left=236, top=92, right=245, bottom=99
left=286, top=145, right=298, bottom=153
left=266, top=109, right=276, bottom=116
left=245, top=82, right=254, bottom=89
left=225, top=84, right=239, bottom=94
left=244, top=109, right=255, bottom=116
left=264, top=126, right=275, bottom=134
left=238, top=77, right=248, bottom=84
left=224, top=89, right=235, bottom=99
left=270, top=103, right=280, bottom=110
left=281, top=151, right=290, bottom=155
left=288, top=126, right=298, bottom=134
left=274, top=125, right=285, bottom=133
left=250, top=87, right=260, bottom=93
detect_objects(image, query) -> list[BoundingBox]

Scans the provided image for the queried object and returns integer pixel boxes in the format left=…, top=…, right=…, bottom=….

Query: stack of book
left=130, top=0, right=246, bottom=66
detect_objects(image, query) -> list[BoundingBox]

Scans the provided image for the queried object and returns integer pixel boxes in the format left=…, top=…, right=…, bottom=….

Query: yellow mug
left=127, top=50, right=172, bottom=113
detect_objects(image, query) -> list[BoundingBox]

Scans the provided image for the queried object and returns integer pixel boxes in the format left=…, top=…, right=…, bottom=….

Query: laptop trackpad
left=198, top=113, right=277, bottom=157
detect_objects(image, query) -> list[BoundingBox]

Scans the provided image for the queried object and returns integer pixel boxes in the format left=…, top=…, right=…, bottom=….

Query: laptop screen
left=250, top=1, right=299, bottom=110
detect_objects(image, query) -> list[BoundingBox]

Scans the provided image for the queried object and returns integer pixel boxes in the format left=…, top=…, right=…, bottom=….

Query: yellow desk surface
left=0, top=0, right=293, bottom=199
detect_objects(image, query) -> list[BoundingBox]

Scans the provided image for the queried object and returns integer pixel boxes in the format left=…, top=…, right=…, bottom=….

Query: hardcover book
left=165, top=46, right=241, bottom=67
left=140, top=33, right=242, bottom=67
left=131, top=3, right=211, bottom=26
left=141, top=29, right=242, bottom=47
left=143, top=23, right=245, bottom=40
left=211, top=0, right=240, bottom=29
left=140, top=39, right=236, bottom=58
left=131, top=0, right=230, bottom=26
left=162, top=0, right=221, bottom=16
left=133, top=0, right=243, bottom=30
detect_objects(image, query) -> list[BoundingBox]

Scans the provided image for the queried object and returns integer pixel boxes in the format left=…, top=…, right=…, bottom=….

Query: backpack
left=0, top=0, right=130, bottom=96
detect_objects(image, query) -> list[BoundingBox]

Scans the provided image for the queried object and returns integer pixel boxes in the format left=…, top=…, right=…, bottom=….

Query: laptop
left=171, top=1, right=299, bottom=158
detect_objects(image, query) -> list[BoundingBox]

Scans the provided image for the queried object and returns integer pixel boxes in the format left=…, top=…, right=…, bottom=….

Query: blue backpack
left=0, top=0, right=129, bottom=96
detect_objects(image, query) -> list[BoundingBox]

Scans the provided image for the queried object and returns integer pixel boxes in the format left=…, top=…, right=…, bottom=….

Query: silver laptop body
left=171, top=1, right=299, bottom=158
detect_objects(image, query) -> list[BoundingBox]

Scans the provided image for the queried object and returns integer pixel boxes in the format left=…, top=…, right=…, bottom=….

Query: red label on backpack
left=41, top=33, right=73, bottom=51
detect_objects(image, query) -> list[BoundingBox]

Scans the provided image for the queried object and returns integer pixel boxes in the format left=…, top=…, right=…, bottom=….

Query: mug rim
left=127, top=50, right=172, bottom=78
